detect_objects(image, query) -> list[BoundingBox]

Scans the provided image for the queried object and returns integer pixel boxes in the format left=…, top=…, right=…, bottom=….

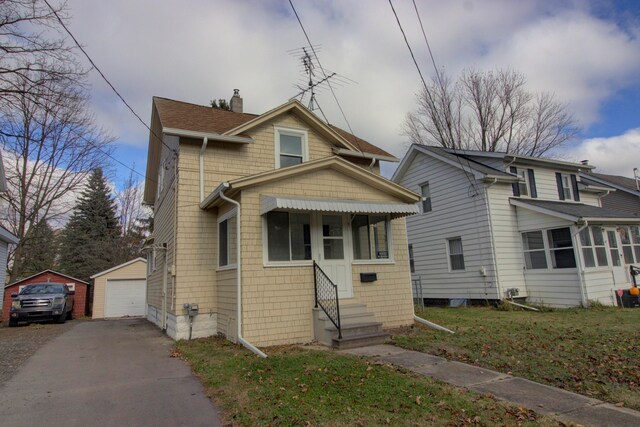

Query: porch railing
left=313, top=261, right=342, bottom=339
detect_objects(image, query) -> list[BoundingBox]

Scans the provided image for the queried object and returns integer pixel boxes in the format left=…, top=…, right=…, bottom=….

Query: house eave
left=333, top=148, right=399, bottom=163
left=163, top=127, right=253, bottom=144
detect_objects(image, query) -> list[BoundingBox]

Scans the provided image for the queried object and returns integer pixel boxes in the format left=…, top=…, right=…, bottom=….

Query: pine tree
left=12, top=218, right=57, bottom=279
left=58, top=169, right=122, bottom=282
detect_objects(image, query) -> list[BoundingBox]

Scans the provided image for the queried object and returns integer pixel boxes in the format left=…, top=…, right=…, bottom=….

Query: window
left=420, top=183, right=432, bottom=212
left=522, top=231, right=547, bottom=269
left=275, top=127, right=308, bottom=168
left=266, top=212, right=311, bottom=262
left=218, top=212, right=237, bottom=268
left=517, top=170, right=529, bottom=197
left=408, top=244, right=415, bottom=273
left=606, top=229, right=621, bottom=267
left=147, top=250, right=155, bottom=274
left=619, top=226, right=640, bottom=264
left=547, top=227, right=576, bottom=268
left=157, top=160, right=165, bottom=197
left=447, top=237, right=465, bottom=271
left=352, top=215, right=390, bottom=260
left=561, top=175, right=572, bottom=200
left=579, top=227, right=608, bottom=268
left=556, top=173, right=580, bottom=201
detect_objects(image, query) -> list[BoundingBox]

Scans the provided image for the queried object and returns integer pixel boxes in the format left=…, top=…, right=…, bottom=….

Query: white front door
left=605, top=228, right=629, bottom=287
left=314, top=214, right=353, bottom=299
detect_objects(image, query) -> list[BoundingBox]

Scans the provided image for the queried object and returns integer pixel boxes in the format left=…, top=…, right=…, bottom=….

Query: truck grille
left=21, top=299, right=52, bottom=308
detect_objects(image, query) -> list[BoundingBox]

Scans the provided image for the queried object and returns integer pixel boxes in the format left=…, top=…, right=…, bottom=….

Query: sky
left=63, top=0, right=640, bottom=186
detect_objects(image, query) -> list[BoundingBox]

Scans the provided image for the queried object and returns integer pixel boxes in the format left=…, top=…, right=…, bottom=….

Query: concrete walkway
left=0, top=319, right=221, bottom=427
left=343, top=344, right=640, bottom=427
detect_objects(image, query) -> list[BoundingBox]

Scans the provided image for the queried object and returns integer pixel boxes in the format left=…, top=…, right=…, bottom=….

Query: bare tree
left=0, top=67, right=113, bottom=279
left=0, top=0, right=82, bottom=107
left=116, top=168, right=151, bottom=261
left=405, top=69, right=580, bottom=157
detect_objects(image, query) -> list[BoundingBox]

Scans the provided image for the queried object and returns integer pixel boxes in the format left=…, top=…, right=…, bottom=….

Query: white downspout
left=200, top=137, right=208, bottom=202
left=162, top=248, right=168, bottom=330
left=368, top=156, right=376, bottom=172
left=573, top=220, right=589, bottom=307
left=218, top=183, right=267, bottom=358
left=483, top=179, right=501, bottom=298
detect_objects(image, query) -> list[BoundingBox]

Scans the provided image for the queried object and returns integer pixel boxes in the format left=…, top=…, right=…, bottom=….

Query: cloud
left=65, top=0, right=640, bottom=177
left=562, top=128, right=640, bottom=177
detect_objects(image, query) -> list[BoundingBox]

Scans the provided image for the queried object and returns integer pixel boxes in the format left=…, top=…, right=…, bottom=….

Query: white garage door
left=105, top=279, right=146, bottom=318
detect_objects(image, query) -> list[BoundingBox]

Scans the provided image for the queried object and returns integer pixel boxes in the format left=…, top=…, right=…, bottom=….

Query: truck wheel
left=66, top=309, right=73, bottom=320
left=56, top=306, right=67, bottom=324
left=9, top=318, right=17, bottom=327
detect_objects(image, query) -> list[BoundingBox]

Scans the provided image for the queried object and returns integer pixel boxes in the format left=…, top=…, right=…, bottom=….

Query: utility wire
left=288, top=0, right=365, bottom=155
left=43, top=0, right=176, bottom=156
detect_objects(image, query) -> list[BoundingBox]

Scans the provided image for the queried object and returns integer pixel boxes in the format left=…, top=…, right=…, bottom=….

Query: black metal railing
left=313, top=261, right=342, bottom=339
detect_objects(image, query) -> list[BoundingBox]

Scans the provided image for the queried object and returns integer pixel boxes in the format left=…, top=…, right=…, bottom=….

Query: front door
left=605, top=227, right=629, bottom=287
left=314, top=214, right=353, bottom=299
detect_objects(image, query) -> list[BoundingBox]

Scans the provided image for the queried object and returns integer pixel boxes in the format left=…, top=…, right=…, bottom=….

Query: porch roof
left=260, top=195, right=419, bottom=218
left=510, top=198, right=640, bottom=224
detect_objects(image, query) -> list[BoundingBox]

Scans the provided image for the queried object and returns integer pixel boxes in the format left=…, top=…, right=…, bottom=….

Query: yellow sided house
left=143, top=91, right=420, bottom=351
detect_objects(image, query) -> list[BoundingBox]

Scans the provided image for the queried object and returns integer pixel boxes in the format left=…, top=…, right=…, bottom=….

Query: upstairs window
left=447, top=237, right=465, bottom=271
left=555, top=173, right=580, bottom=201
left=157, top=159, right=166, bottom=198
left=352, top=215, right=390, bottom=260
left=275, top=127, right=308, bottom=168
left=420, top=183, right=432, bottom=213
left=517, top=170, right=529, bottom=197
left=510, top=167, right=537, bottom=198
left=561, top=175, right=572, bottom=200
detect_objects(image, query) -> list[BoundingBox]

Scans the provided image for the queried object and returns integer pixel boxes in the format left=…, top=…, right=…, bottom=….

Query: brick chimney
left=230, top=89, right=243, bottom=113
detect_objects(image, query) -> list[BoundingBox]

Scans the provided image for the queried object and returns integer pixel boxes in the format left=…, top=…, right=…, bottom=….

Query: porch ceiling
left=260, top=195, right=419, bottom=218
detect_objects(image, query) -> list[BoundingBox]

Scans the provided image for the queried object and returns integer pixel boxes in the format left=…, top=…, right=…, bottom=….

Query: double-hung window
left=352, top=215, right=390, bottom=260
left=447, top=237, right=465, bottom=271
left=517, top=170, right=529, bottom=197
left=275, top=127, right=308, bottom=168
left=420, top=183, right=432, bottom=213
left=266, top=212, right=311, bottom=262
left=218, top=211, right=237, bottom=268
left=579, top=227, right=608, bottom=268
left=547, top=227, right=576, bottom=268
left=522, top=231, right=547, bottom=269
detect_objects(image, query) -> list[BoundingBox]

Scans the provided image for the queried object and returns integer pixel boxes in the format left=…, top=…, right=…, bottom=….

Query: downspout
left=573, top=220, right=589, bottom=307
left=368, top=156, right=376, bottom=173
left=218, top=183, right=268, bottom=358
left=504, top=156, right=517, bottom=171
left=161, top=247, right=168, bottom=329
left=200, top=137, right=208, bottom=202
left=483, top=178, right=501, bottom=298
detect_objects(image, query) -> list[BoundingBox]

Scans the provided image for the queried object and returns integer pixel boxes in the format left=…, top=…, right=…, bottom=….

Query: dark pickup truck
left=9, top=283, right=74, bottom=327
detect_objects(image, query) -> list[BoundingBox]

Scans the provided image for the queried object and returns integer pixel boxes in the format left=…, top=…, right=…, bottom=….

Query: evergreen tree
left=13, top=218, right=57, bottom=279
left=58, top=169, right=122, bottom=282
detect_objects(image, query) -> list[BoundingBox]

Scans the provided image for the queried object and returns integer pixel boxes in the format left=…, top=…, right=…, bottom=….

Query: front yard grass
left=175, top=337, right=560, bottom=426
left=394, top=306, right=640, bottom=410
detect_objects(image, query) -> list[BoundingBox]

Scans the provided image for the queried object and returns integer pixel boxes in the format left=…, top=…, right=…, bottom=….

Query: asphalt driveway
left=0, top=319, right=221, bottom=427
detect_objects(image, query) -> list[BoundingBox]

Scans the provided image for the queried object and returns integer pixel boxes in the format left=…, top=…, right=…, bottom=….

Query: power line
left=288, top=0, right=365, bottom=155
left=43, top=0, right=176, bottom=156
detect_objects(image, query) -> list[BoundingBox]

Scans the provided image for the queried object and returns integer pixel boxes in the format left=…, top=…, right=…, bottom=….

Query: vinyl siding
left=524, top=269, right=582, bottom=307
left=396, top=153, right=499, bottom=300
left=583, top=269, right=618, bottom=306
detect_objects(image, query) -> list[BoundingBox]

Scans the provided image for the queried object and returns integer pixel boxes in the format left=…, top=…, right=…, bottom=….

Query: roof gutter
left=217, top=183, right=267, bottom=359
left=163, top=127, right=253, bottom=144
left=333, top=148, right=399, bottom=163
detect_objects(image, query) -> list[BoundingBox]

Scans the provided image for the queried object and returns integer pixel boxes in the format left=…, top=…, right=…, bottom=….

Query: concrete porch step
left=325, top=321, right=384, bottom=338
left=332, top=331, right=390, bottom=349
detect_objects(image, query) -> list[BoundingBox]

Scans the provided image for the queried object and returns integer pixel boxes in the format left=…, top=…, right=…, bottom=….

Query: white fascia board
left=580, top=174, right=640, bottom=197
left=507, top=155, right=594, bottom=171
left=163, top=128, right=253, bottom=144
left=509, top=199, right=578, bottom=222
left=582, top=217, right=640, bottom=224
left=333, top=148, right=399, bottom=163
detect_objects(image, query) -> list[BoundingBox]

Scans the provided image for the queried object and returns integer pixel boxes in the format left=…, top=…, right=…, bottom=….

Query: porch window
left=619, top=226, right=640, bottom=264
left=218, top=212, right=237, bottom=268
left=266, top=211, right=311, bottom=262
left=275, top=127, right=308, bottom=168
left=447, top=237, right=465, bottom=271
left=579, top=227, right=608, bottom=268
left=352, top=215, right=389, bottom=260
left=522, top=231, right=547, bottom=269
left=547, top=227, right=576, bottom=268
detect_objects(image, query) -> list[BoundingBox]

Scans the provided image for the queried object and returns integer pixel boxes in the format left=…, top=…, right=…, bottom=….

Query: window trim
left=274, top=126, right=309, bottom=169
left=217, top=208, right=238, bottom=270
left=446, top=237, right=465, bottom=272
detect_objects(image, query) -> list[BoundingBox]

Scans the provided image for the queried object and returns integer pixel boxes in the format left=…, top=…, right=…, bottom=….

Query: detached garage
left=91, top=258, right=147, bottom=319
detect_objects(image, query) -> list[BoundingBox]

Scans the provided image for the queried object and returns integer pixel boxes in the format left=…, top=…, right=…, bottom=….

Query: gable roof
left=152, top=97, right=393, bottom=159
left=201, top=156, right=420, bottom=210
left=580, top=172, right=640, bottom=197
left=392, top=144, right=517, bottom=183
left=6, top=270, right=89, bottom=288
left=90, top=257, right=147, bottom=279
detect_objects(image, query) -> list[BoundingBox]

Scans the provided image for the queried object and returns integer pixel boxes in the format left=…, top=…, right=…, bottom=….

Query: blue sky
left=64, top=0, right=640, bottom=187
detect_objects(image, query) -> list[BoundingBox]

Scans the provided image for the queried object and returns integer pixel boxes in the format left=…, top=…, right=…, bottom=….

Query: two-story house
left=142, top=92, right=420, bottom=351
left=393, top=145, right=640, bottom=308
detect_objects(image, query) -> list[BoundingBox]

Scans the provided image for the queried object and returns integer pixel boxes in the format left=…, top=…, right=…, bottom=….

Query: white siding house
left=393, top=145, right=640, bottom=308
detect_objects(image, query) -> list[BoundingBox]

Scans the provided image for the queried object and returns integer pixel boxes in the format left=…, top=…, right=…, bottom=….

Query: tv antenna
left=287, top=45, right=356, bottom=120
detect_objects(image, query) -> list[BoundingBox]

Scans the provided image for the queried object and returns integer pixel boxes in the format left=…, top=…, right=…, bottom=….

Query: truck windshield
left=19, top=284, right=65, bottom=295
